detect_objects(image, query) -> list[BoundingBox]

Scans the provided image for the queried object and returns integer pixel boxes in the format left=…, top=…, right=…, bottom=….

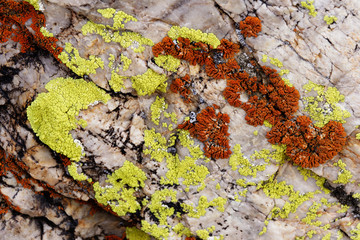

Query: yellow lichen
left=27, top=77, right=111, bottom=162
left=333, top=159, right=354, bottom=184
left=324, top=15, right=337, bottom=25
left=131, top=69, right=167, bottom=96
left=301, top=0, right=318, bottom=17
left=58, top=43, right=104, bottom=76
left=126, top=227, right=150, bottom=240
left=120, top=54, right=132, bottom=71
left=168, top=26, right=221, bottom=48
left=109, top=70, right=126, bottom=92
left=93, top=161, right=147, bottom=216
left=154, top=55, right=181, bottom=72
left=303, top=81, right=350, bottom=127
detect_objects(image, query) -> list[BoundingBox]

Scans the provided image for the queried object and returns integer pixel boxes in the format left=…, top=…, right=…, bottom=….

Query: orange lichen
left=0, top=0, right=62, bottom=60
left=216, top=39, right=240, bottom=59
left=223, top=71, right=258, bottom=107
left=266, top=116, right=347, bottom=168
left=178, top=106, right=232, bottom=159
left=153, top=36, right=212, bottom=66
left=105, top=233, right=126, bottom=240
left=238, top=16, right=262, bottom=38
left=223, top=66, right=299, bottom=126
left=170, top=74, right=192, bottom=103
left=205, top=57, right=240, bottom=80
left=59, top=154, right=72, bottom=167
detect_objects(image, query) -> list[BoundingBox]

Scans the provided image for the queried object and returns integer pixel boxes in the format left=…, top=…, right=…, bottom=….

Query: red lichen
left=0, top=0, right=62, bottom=60
left=205, top=57, right=240, bottom=80
left=238, top=16, right=262, bottom=38
left=216, top=39, right=240, bottom=59
left=223, top=71, right=258, bottom=107
left=223, top=67, right=299, bottom=126
left=152, top=36, right=211, bottom=66
left=266, top=116, right=347, bottom=168
left=59, top=154, right=72, bottom=167
left=178, top=106, right=232, bottom=159
left=170, top=74, right=192, bottom=103
left=152, top=18, right=344, bottom=169
left=104, top=233, right=126, bottom=240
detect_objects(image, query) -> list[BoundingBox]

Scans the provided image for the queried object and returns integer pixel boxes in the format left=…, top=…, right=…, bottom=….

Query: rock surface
left=1, top=0, right=360, bottom=240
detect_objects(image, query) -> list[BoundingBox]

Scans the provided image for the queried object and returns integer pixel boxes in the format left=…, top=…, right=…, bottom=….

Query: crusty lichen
left=297, top=167, right=330, bottom=194
left=120, top=54, right=132, bottom=71
left=160, top=129, right=209, bottom=191
left=109, top=70, right=126, bottom=92
left=324, top=15, right=337, bottom=25
left=141, top=221, right=170, bottom=239
left=196, top=226, right=216, bottom=240
left=146, top=189, right=178, bottom=225
left=143, top=128, right=169, bottom=162
left=97, top=8, right=116, bottom=19
left=301, top=202, right=322, bottom=226
left=181, top=195, right=227, bottom=218
left=58, top=43, right=104, bottom=76
left=229, top=144, right=268, bottom=178
left=93, top=161, right=147, bottom=216
left=40, top=26, right=54, bottom=37
left=261, top=54, right=292, bottom=86
left=173, top=223, right=192, bottom=238
left=258, top=175, right=321, bottom=221
left=356, top=133, right=360, bottom=140
left=68, top=162, right=89, bottom=181
left=303, top=81, right=350, bottom=127
left=81, top=9, right=153, bottom=53
left=167, top=26, right=221, bottom=48
left=154, top=55, right=181, bottom=72
left=24, top=0, right=41, bottom=10
left=350, top=223, right=360, bottom=239
left=131, top=69, right=167, bottom=96
left=160, top=148, right=209, bottom=192
left=126, top=227, right=150, bottom=240
left=333, top=159, right=354, bottom=184
left=150, top=96, right=168, bottom=125
left=27, top=77, right=111, bottom=162
left=301, top=0, right=317, bottom=17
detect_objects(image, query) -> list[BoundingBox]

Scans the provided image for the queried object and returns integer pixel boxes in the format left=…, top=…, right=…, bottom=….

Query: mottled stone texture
left=1, top=0, right=360, bottom=240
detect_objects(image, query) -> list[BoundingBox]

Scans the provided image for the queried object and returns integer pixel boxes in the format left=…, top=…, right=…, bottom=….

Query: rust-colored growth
left=0, top=0, right=63, bottom=60
left=152, top=36, right=211, bottom=66
left=223, top=71, right=258, bottom=107
left=266, top=115, right=347, bottom=168
left=223, top=67, right=299, bottom=126
left=205, top=57, right=240, bottom=80
left=170, top=74, right=192, bottom=103
left=178, top=106, right=232, bottom=159
left=59, top=154, right=72, bottom=167
left=239, top=16, right=262, bottom=38
left=261, top=66, right=300, bottom=121
left=185, top=237, right=196, bottom=240
left=216, top=39, right=240, bottom=59
left=105, top=233, right=126, bottom=240
left=0, top=146, right=64, bottom=214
